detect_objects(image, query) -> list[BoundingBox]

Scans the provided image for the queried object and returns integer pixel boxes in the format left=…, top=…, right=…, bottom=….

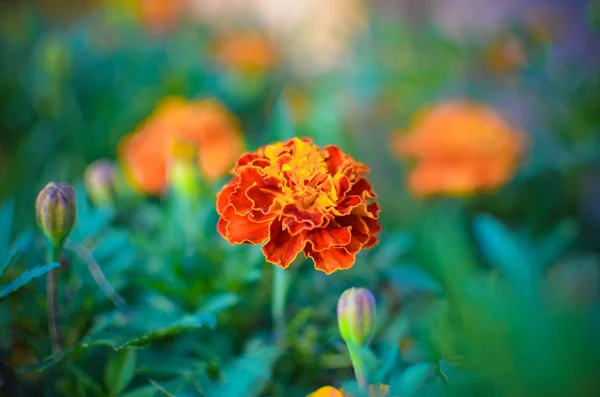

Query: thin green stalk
left=347, top=343, right=368, bottom=390
left=271, top=265, right=289, bottom=344
left=47, top=243, right=62, bottom=353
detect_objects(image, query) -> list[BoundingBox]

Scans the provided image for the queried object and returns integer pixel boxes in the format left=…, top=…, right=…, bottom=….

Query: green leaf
left=104, top=348, right=137, bottom=396
left=1, top=229, right=35, bottom=279
left=69, top=364, right=105, bottom=397
left=397, top=363, right=436, bottom=397
left=535, top=219, right=579, bottom=270
left=207, top=340, right=281, bottom=397
left=121, top=384, right=159, bottom=397
left=386, top=264, right=442, bottom=296
left=473, top=215, right=534, bottom=289
left=0, top=199, right=15, bottom=250
left=198, top=293, right=239, bottom=315
left=23, top=311, right=215, bottom=372
left=0, top=262, right=60, bottom=299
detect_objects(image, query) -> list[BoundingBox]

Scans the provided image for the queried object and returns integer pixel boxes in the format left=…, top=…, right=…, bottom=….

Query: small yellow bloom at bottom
left=307, top=385, right=392, bottom=397
left=307, top=386, right=344, bottom=397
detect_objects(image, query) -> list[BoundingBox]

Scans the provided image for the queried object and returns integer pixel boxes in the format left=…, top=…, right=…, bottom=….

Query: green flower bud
left=36, top=182, right=76, bottom=249
left=84, top=159, right=116, bottom=207
left=168, top=140, right=202, bottom=199
left=337, top=287, right=376, bottom=347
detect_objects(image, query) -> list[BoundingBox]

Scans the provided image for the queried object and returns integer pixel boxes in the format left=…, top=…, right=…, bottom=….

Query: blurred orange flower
left=216, top=137, right=381, bottom=274
left=119, top=97, right=244, bottom=195
left=212, top=31, right=279, bottom=74
left=137, top=0, right=185, bottom=34
left=308, top=385, right=392, bottom=397
left=392, top=100, right=526, bottom=196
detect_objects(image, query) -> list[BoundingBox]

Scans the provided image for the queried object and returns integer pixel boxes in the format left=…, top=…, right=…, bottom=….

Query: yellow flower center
left=264, top=138, right=339, bottom=210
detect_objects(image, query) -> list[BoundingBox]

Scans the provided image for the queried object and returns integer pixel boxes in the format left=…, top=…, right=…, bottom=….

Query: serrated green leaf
left=22, top=311, right=215, bottom=372
left=0, top=262, right=60, bottom=299
left=104, top=348, right=137, bottom=396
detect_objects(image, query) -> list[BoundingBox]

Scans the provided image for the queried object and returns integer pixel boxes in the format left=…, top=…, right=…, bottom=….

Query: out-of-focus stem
left=347, top=343, right=368, bottom=390
left=272, top=265, right=289, bottom=345
left=47, top=244, right=62, bottom=354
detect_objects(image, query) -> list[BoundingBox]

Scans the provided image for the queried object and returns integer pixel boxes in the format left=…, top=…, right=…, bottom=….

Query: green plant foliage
left=1, top=2, right=600, bottom=397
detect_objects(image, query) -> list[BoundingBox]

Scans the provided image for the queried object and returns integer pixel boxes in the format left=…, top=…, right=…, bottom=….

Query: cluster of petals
left=119, top=97, right=244, bottom=195
left=392, top=100, right=526, bottom=196
left=308, top=385, right=392, bottom=397
left=216, top=137, right=381, bottom=274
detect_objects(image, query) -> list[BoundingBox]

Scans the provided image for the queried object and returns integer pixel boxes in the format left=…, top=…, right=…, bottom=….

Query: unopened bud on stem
left=36, top=182, right=76, bottom=250
left=84, top=159, right=116, bottom=207
left=337, top=287, right=376, bottom=347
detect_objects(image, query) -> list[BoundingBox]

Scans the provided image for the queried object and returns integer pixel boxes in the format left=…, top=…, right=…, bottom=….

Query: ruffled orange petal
left=304, top=224, right=352, bottom=252
left=262, top=218, right=306, bottom=268
left=219, top=206, right=270, bottom=244
left=307, top=246, right=356, bottom=274
left=216, top=178, right=238, bottom=215
left=281, top=203, right=326, bottom=234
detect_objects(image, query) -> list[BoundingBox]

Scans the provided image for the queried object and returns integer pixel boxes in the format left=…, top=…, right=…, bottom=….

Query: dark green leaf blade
left=0, top=262, right=60, bottom=299
left=104, top=348, right=137, bottom=396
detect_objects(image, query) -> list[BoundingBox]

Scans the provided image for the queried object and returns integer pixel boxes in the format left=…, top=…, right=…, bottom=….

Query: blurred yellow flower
left=118, top=97, right=244, bottom=195
left=212, top=31, right=279, bottom=74
left=308, top=386, right=344, bottom=397
left=392, top=100, right=526, bottom=197
left=307, top=385, right=392, bottom=397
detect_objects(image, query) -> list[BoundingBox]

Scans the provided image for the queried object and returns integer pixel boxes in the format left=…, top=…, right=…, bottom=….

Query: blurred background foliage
left=1, top=0, right=600, bottom=396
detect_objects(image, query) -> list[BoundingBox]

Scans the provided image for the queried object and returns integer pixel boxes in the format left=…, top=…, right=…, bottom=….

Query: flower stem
left=47, top=243, right=62, bottom=354
left=271, top=265, right=289, bottom=344
left=347, top=342, right=368, bottom=390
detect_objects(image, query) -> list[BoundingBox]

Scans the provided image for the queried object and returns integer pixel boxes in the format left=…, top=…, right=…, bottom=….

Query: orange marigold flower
left=307, top=385, right=392, bottom=397
left=392, top=100, right=526, bottom=197
left=212, top=31, right=279, bottom=74
left=119, top=97, right=244, bottom=195
left=216, top=137, right=381, bottom=274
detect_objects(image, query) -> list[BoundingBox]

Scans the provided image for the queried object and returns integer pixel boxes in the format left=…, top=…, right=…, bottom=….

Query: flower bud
left=84, top=159, right=116, bottom=207
left=168, top=140, right=202, bottom=199
left=36, top=182, right=76, bottom=249
left=337, top=287, right=376, bottom=347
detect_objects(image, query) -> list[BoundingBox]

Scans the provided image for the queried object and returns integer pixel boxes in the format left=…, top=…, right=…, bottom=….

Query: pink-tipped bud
left=84, top=159, right=116, bottom=207
left=36, top=182, right=76, bottom=249
left=337, top=287, right=376, bottom=347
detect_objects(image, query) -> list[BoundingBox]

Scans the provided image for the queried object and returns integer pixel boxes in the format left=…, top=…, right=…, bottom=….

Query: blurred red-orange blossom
left=118, top=97, right=244, bottom=195
left=216, top=137, right=381, bottom=274
left=392, top=100, right=526, bottom=197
